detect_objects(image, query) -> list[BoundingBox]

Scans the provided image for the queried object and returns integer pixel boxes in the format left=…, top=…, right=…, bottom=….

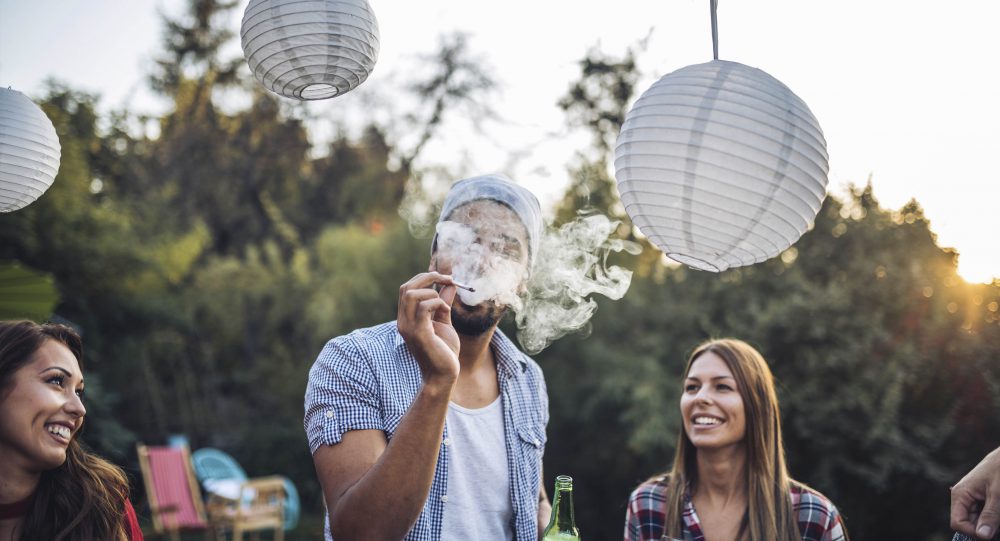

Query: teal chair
left=190, top=448, right=301, bottom=531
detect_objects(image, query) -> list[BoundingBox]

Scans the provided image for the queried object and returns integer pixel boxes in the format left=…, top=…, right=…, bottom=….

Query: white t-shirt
left=440, top=395, right=514, bottom=540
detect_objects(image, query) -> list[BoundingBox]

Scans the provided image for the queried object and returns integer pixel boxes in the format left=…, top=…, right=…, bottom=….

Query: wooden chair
left=205, top=477, right=286, bottom=541
left=136, top=443, right=212, bottom=541
left=191, top=447, right=298, bottom=533
left=137, top=443, right=286, bottom=541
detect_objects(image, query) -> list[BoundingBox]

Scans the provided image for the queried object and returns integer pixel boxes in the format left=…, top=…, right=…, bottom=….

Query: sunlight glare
left=958, top=253, right=998, bottom=284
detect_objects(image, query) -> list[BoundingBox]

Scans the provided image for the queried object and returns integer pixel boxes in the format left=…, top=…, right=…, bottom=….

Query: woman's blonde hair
left=661, top=338, right=800, bottom=541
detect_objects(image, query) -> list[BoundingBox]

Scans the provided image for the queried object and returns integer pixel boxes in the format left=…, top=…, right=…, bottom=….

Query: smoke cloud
left=515, top=213, right=639, bottom=354
left=435, top=219, right=526, bottom=309
left=434, top=209, right=638, bottom=354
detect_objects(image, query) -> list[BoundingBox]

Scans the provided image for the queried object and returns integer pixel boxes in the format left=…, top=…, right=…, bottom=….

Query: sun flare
left=958, top=254, right=998, bottom=285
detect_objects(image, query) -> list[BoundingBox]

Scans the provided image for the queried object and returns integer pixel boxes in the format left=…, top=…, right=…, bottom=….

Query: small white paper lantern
left=241, top=0, right=380, bottom=100
left=0, top=88, right=61, bottom=213
left=614, top=60, right=828, bottom=272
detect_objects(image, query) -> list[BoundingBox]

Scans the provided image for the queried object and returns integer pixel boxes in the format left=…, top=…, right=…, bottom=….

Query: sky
left=1, top=0, right=997, bottom=283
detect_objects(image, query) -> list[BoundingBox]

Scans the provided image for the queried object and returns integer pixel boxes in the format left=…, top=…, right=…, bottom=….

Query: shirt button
left=443, top=438, right=451, bottom=446
left=441, top=495, right=448, bottom=503
left=533, top=438, right=540, bottom=446
left=325, top=410, right=334, bottom=419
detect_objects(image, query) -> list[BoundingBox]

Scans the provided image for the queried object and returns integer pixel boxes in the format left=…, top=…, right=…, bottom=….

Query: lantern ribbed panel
left=614, top=60, right=828, bottom=272
left=241, top=0, right=379, bottom=100
left=0, top=88, right=61, bottom=213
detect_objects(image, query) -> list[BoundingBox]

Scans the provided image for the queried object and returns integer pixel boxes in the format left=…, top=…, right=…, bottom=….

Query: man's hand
left=952, top=447, right=1000, bottom=540
left=397, top=272, right=461, bottom=388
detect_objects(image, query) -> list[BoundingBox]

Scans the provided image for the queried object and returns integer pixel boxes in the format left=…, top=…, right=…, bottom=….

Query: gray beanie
left=436, top=174, right=543, bottom=268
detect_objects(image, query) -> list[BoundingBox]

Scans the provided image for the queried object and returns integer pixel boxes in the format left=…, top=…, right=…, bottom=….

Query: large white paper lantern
left=241, top=0, right=380, bottom=100
left=0, top=88, right=61, bottom=213
left=614, top=60, right=828, bottom=272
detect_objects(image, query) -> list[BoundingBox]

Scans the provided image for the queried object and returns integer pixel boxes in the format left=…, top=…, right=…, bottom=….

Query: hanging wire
left=710, top=0, right=719, bottom=60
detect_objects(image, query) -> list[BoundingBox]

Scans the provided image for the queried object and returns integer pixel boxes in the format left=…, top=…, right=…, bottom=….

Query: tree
left=397, top=32, right=498, bottom=174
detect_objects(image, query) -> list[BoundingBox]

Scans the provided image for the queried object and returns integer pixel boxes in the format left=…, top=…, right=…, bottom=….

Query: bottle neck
left=550, top=485, right=576, bottom=531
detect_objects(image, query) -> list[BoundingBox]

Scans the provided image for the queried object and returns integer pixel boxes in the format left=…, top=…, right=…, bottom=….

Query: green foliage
left=0, top=262, right=59, bottom=321
left=558, top=45, right=642, bottom=154
left=150, top=0, right=242, bottom=95
left=306, top=126, right=410, bottom=237
left=307, top=221, right=429, bottom=338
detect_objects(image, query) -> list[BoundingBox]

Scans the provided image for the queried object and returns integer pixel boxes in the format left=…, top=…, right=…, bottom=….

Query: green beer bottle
left=541, top=475, right=581, bottom=540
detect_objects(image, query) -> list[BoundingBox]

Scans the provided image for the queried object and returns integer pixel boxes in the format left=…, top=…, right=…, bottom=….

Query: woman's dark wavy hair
left=0, top=320, right=130, bottom=541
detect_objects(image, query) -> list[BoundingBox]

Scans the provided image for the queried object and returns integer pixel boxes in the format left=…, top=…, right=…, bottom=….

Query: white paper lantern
left=0, top=88, right=61, bottom=213
left=241, top=0, right=380, bottom=100
left=614, top=60, right=828, bottom=272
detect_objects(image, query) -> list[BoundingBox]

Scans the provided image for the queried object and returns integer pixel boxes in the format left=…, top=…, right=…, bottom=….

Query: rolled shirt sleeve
left=304, top=335, right=383, bottom=454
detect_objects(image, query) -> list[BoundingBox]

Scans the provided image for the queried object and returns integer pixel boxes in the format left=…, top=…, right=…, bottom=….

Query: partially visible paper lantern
left=0, top=88, right=61, bottom=212
left=241, top=0, right=380, bottom=100
left=614, top=60, right=828, bottom=272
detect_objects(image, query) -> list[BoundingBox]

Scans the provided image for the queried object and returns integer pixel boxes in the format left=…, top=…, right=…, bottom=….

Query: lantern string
left=710, top=0, right=719, bottom=60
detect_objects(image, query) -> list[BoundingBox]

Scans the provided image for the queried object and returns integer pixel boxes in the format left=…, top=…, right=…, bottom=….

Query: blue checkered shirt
left=304, top=321, right=549, bottom=540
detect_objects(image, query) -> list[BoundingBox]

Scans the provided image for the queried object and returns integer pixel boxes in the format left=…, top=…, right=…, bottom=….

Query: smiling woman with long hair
left=0, top=320, right=143, bottom=541
left=624, top=338, right=847, bottom=541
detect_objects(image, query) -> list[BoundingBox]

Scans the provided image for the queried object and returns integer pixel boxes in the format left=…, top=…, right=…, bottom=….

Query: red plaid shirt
left=624, top=476, right=846, bottom=541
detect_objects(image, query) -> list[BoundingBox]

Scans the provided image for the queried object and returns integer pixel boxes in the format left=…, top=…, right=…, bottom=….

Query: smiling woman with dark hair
left=0, top=320, right=142, bottom=541
left=625, top=338, right=847, bottom=541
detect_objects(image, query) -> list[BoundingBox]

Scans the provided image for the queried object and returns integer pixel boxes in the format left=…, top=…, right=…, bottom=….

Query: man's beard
left=451, top=300, right=507, bottom=336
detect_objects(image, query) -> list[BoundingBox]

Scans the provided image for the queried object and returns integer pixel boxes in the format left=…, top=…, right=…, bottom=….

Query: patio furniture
left=136, top=443, right=211, bottom=541
left=191, top=447, right=301, bottom=531
left=138, top=443, right=286, bottom=541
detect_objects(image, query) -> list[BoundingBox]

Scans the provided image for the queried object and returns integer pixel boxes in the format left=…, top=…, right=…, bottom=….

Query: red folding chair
left=137, top=443, right=212, bottom=541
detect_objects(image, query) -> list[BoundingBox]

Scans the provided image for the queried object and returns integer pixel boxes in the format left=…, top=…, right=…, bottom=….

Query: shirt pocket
left=516, top=423, right=547, bottom=494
